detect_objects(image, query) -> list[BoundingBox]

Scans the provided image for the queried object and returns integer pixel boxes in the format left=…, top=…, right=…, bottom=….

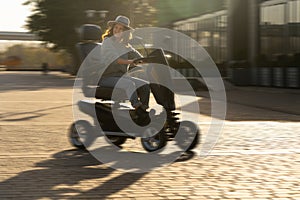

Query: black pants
left=150, top=83, right=175, bottom=111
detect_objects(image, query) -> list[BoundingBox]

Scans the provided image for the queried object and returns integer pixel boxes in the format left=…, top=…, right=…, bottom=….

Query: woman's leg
left=124, top=76, right=150, bottom=109
left=99, top=76, right=151, bottom=125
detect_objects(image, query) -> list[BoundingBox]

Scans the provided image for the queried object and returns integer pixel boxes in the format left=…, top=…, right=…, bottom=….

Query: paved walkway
left=0, top=71, right=299, bottom=199
left=196, top=81, right=300, bottom=121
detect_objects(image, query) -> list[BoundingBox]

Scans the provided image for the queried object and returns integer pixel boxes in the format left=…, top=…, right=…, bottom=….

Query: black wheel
left=106, top=136, right=127, bottom=146
left=175, top=121, right=200, bottom=151
left=186, top=130, right=199, bottom=151
left=68, top=120, right=93, bottom=149
left=141, top=127, right=167, bottom=152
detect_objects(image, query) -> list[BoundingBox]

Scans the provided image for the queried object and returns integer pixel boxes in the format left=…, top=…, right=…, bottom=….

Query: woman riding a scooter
left=99, top=15, right=150, bottom=121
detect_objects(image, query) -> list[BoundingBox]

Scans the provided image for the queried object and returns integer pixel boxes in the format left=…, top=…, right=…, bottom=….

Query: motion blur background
left=0, top=0, right=299, bottom=88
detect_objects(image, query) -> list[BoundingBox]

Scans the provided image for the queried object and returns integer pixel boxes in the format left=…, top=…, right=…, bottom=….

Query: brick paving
left=0, top=71, right=299, bottom=199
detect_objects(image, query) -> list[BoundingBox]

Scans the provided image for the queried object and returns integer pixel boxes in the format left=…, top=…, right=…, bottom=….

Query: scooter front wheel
left=68, top=120, right=93, bottom=149
left=141, top=127, right=167, bottom=152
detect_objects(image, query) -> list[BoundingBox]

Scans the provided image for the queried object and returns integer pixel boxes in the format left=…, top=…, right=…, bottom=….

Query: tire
left=175, top=121, right=200, bottom=151
left=186, top=131, right=199, bottom=151
left=106, top=136, right=127, bottom=146
left=68, top=120, right=93, bottom=149
left=141, top=127, right=167, bottom=152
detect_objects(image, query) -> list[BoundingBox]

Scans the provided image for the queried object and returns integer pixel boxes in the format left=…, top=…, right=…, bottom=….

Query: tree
left=3, top=44, right=71, bottom=69
left=156, top=0, right=225, bottom=26
left=24, top=0, right=158, bottom=74
left=128, top=0, right=158, bottom=28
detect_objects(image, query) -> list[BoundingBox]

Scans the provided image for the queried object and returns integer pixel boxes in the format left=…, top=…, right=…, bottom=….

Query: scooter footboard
left=78, top=100, right=95, bottom=116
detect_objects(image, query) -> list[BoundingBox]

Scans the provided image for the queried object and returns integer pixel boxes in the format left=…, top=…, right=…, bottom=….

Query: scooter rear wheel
left=175, top=121, right=200, bottom=151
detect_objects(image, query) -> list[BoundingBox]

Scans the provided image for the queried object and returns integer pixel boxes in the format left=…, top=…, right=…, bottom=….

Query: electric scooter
left=69, top=24, right=200, bottom=152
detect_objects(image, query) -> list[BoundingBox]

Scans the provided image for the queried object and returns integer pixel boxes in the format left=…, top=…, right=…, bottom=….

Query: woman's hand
left=133, top=59, right=144, bottom=65
left=117, top=58, right=144, bottom=69
left=117, top=58, right=134, bottom=65
left=133, top=58, right=145, bottom=65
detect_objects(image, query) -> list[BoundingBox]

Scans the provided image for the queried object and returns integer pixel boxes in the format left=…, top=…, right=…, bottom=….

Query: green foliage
left=156, top=0, right=225, bottom=26
left=24, top=0, right=158, bottom=73
left=23, top=0, right=222, bottom=73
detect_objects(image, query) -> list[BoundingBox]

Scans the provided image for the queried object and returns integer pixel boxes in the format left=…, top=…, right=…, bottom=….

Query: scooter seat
left=83, top=85, right=127, bottom=101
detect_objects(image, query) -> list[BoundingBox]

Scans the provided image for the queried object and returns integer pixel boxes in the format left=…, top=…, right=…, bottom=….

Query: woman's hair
left=102, top=27, right=113, bottom=41
left=102, top=24, right=132, bottom=46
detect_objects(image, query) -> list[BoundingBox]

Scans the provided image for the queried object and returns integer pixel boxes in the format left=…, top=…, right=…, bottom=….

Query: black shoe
left=135, top=107, right=151, bottom=126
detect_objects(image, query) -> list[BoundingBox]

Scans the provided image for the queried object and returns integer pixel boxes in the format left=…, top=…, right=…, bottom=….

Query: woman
left=99, top=15, right=150, bottom=119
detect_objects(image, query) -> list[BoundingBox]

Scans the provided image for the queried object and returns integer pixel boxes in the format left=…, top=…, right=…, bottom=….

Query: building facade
left=172, top=0, right=300, bottom=88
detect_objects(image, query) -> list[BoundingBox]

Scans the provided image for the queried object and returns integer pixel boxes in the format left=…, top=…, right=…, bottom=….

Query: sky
left=0, top=0, right=32, bottom=32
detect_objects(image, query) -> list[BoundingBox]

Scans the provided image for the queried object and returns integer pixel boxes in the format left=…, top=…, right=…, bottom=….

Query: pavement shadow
left=175, top=151, right=196, bottom=162
left=0, top=148, right=196, bottom=199
left=0, top=72, right=75, bottom=92
left=0, top=105, right=71, bottom=122
left=0, top=149, right=146, bottom=199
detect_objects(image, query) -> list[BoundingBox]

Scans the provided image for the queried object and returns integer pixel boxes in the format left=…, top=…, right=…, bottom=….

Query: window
left=288, top=0, right=300, bottom=23
left=260, top=0, right=300, bottom=60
